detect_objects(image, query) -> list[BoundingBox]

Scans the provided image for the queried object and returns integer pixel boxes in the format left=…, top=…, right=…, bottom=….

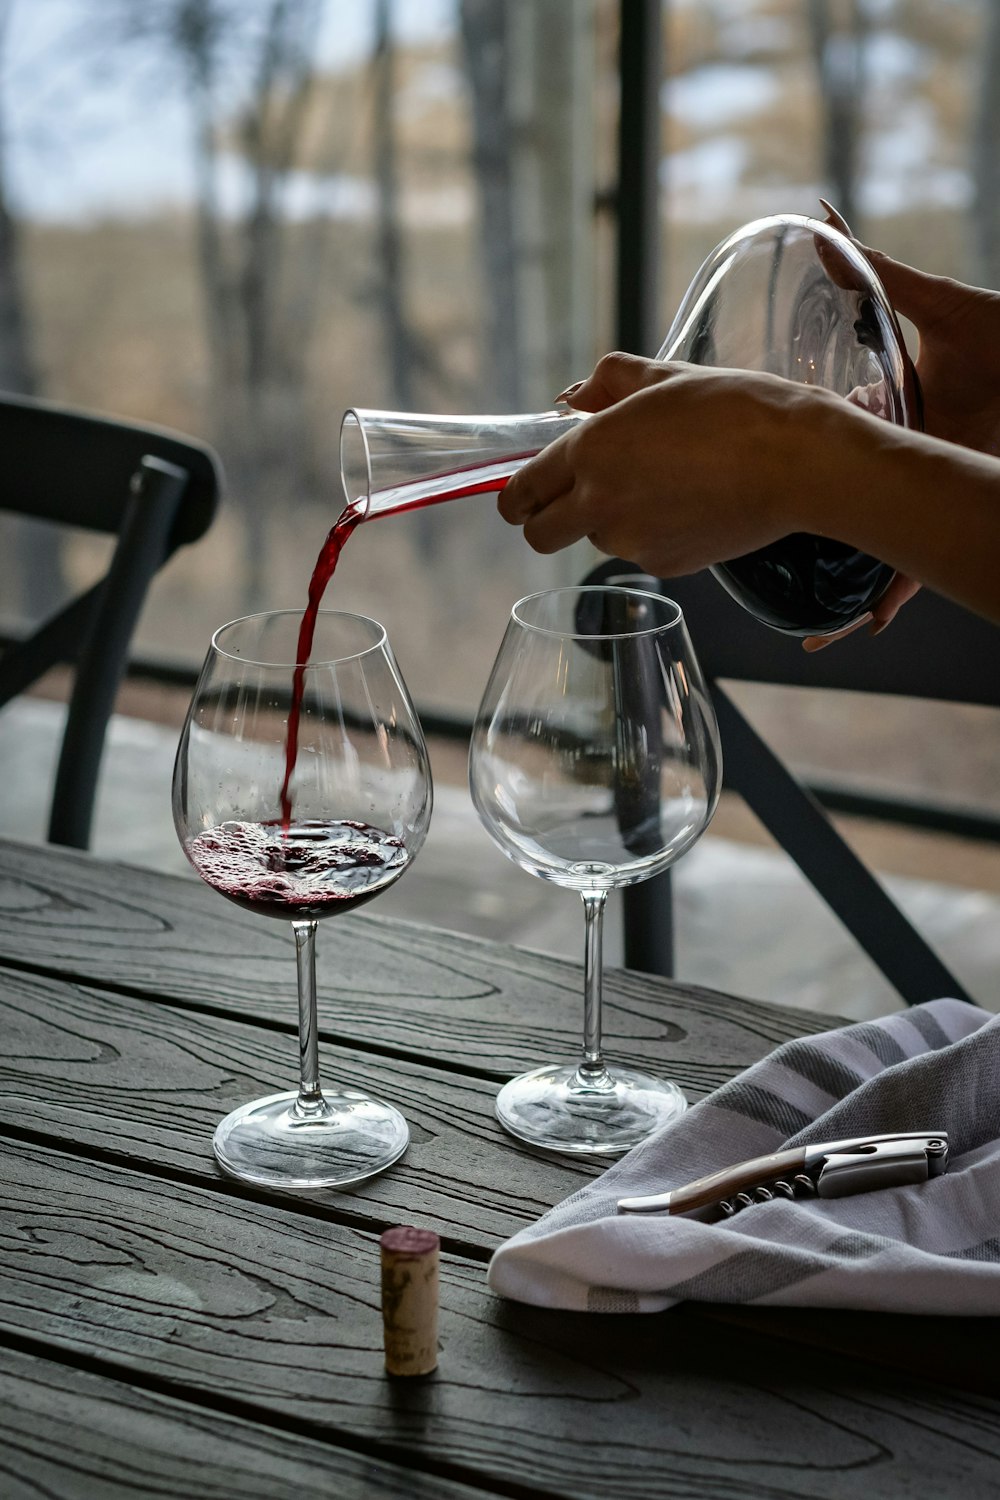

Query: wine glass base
left=495, top=1062, right=687, bottom=1156
left=213, top=1089, right=409, bottom=1189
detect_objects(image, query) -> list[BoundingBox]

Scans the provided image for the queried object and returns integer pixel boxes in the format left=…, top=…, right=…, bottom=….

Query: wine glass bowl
left=470, top=585, right=721, bottom=1155
left=173, top=609, right=432, bottom=1189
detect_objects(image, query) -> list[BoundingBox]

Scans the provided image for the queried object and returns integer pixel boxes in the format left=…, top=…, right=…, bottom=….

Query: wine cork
left=380, top=1226, right=439, bottom=1377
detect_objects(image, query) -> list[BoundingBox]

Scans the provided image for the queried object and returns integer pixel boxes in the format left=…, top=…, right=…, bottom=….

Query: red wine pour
left=186, top=818, right=407, bottom=920
left=356, top=454, right=532, bottom=518
left=279, top=459, right=521, bottom=823
left=279, top=505, right=361, bottom=825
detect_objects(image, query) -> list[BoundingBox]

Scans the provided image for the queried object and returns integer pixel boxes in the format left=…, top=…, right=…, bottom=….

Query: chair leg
left=48, top=458, right=189, bottom=849
left=712, top=684, right=975, bottom=1007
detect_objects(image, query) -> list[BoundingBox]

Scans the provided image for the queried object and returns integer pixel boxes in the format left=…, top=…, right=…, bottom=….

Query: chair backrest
left=0, top=391, right=223, bottom=849
left=583, top=558, right=1000, bottom=1007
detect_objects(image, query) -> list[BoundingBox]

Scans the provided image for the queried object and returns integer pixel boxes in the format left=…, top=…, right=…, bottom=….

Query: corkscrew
left=616, top=1131, right=948, bottom=1221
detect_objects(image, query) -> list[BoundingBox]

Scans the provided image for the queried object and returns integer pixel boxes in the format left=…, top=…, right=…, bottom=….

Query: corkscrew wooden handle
left=617, top=1146, right=807, bottom=1216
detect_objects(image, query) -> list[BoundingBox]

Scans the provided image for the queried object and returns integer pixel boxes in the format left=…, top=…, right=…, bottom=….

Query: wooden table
left=0, top=835, right=997, bottom=1498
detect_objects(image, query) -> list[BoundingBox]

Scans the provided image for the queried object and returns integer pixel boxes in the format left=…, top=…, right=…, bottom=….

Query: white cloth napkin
left=488, top=999, right=1000, bottom=1314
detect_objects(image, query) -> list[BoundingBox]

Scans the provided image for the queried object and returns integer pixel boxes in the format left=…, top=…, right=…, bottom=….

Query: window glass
left=1, top=0, right=994, bottom=724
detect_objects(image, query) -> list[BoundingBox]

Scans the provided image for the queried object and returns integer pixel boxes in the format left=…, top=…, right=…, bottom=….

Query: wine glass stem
left=293, top=919, right=324, bottom=1110
left=579, top=889, right=608, bottom=1080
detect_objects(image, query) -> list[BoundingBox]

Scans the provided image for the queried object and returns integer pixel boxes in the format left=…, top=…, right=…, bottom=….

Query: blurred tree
left=0, top=3, right=33, bottom=399
left=459, top=0, right=521, bottom=409
left=806, top=0, right=869, bottom=228
left=371, top=0, right=454, bottom=559
left=110, top=0, right=324, bottom=606
left=372, top=0, right=414, bottom=413
left=0, top=0, right=67, bottom=617
left=973, top=0, right=1000, bottom=286
left=459, top=0, right=595, bottom=413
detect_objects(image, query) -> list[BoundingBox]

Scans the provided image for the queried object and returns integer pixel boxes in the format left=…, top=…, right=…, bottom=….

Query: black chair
left=0, top=392, right=223, bottom=849
left=585, top=558, right=1000, bottom=1007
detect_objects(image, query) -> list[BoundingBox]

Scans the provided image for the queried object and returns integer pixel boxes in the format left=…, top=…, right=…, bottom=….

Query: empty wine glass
left=470, top=585, right=721, bottom=1155
left=173, top=609, right=432, bottom=1189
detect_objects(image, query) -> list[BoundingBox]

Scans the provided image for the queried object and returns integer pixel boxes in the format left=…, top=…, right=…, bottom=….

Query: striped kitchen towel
left=488, top=998, right=1000, bottom=1314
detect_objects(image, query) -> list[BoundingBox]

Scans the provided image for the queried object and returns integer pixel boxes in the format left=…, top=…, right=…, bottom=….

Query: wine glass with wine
left=173, top=609, right=432, bottom=1189
left=469, top=585, right=721, bottom=1155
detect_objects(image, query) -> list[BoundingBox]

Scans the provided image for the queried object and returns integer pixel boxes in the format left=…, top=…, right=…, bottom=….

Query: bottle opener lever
left=616, top=1130, right=949, bottom=1220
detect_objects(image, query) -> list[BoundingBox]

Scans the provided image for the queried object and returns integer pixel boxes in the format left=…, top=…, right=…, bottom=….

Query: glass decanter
left=339, top=212, right=920, bottom=638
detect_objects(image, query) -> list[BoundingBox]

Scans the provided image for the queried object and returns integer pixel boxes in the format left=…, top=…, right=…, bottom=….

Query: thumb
left=857, top=245, right=959, bottom=333
left=565, top=351, right=674, bottom=412
left=818, top=200, right=960, bottom=335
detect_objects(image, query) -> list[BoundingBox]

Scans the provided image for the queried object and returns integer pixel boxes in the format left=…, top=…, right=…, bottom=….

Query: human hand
left=802, top=202, right=1000, bottom=645
left=551, top=352, right=675, bottom=414
left=801, top=571, right=922, bottom=652
left=501, top=218, right=1000, bottom=640
left=821, top=201, right=1000, bottom=457
left=499, top=354, right=857, bottom=578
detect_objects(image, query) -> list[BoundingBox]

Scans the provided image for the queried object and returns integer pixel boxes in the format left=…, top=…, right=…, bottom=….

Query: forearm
left=801, top=409, right=1000, bottom=626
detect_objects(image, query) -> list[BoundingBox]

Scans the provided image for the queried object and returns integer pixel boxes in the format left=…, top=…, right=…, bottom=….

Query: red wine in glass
left=186, top=818, right=409, bottom=921
left=173, top=607, right=432, bottom=1190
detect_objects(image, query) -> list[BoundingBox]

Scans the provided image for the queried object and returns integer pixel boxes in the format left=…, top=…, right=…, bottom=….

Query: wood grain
left=0, top=838, right=844, bottom=1089
left=0, top=964, right=596, bottom=1250
left=2, top=837, right=997, bottom=1500
left=0, top=1345, right=494, bottom=1500
left=2, top=1140, right=998, bottom=1500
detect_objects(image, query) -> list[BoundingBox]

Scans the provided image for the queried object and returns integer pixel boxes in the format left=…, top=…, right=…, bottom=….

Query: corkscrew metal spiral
left=617, top=1132, right=949, bottom=1219
left=716, top=1172, right=819, bottom=1217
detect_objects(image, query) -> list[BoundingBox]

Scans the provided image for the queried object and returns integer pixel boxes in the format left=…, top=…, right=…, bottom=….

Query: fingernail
left=869, top=618, right=890, bottom=636
left=818, top=198, right=853, bottom=237
left=554, top=381, right=584, bottom=403
left=802, top=638, right=829, bottom=653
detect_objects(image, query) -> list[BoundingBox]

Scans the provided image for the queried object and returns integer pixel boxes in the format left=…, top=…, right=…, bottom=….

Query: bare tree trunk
left=460, top=1, right=596, bottom=415
left=0, top=0, right=67, bottom=616
left=234, top=0, right=321, bottom=604
left=807, top=0, right=868, bottom=229
left=972, top=0, right=1000, bottom=287
left=372, top=0, right=451, bottom=557
left=240, top=0, right=318, bottom=392
left=459, top=0, right=521, bottom=409
left=0, top=13, right=33, bottom=397
left=373, top=0, right=415, bottom=413
left=508, top=0, right=595, bottom=407
left=170, top=0, right=322, bottom=607
left=187, top=37, right=242, bottom=407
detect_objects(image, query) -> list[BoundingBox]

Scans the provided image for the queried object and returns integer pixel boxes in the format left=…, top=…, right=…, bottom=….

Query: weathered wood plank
left=0, top=838, right=844, bottom=1090
left=2, top=1141, right=998, bottom=1500
left=0, top=965, right=596, bottom=1250
left=0, top=1345, right=495, bottom=1500
left=4, top=967, right=995, bottom=1412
